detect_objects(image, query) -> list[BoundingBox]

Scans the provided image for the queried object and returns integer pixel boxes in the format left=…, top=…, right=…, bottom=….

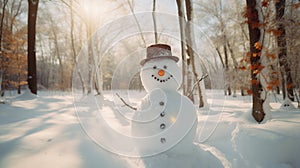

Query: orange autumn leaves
left=239, top=42, right=264, bottom=69
left=238, top=41, right=281, bottom=94
left=254, top=42, right=263, bottom=51
left=250, top=64, right=265, bottom=75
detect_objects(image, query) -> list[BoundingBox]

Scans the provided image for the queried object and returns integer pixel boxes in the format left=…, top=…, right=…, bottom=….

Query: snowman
left=131, top=44, right=198, bottom=156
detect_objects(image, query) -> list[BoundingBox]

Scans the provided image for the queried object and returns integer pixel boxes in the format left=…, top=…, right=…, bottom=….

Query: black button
left=160, top=123, right=166, bottom=129
left=159, top=101, right=164, bottom=106
left=160, top=138, right=166, bottom=143
left=160, top=111, right=165, bottom=117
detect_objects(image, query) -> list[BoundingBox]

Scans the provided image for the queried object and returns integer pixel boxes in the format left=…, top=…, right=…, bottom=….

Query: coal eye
left=163, top=65, right=167, bottom=69
left=153, top=66, right=157, bottom=69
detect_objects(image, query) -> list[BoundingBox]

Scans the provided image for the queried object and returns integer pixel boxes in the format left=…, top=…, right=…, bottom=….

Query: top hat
left=140, top=44, right=179, bottom=66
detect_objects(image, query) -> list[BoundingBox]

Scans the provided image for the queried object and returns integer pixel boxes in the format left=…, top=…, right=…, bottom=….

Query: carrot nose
left=158, top=69, right=165, bottom=76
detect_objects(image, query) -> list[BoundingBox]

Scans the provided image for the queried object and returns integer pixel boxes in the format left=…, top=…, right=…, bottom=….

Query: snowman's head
left=140, top=58, right=182, bottom=92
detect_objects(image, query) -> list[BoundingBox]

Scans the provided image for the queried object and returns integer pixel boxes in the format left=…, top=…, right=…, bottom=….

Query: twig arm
left=116, top=93, right=137, bottom=111
left=187, top=74, right=208, bottom=97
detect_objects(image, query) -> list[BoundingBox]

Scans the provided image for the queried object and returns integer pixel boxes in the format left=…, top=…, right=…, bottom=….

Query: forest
left=0, top=0, right=300, bottom=121
left=1, top=1, right=300, bottom=167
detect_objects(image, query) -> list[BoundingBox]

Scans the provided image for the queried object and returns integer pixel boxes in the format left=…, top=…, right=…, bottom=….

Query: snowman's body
left=131, top=56, right=198, bottom=156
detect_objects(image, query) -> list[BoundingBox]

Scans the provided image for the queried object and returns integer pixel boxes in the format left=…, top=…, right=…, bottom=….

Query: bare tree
left=175, top=0, right=206, bottom=106
left=285, top=0, right=300, bottom=107
left=195, top=0, right=235, bottom=96
left=176, top=0, right=188, bottom=96
left=126, top=0, right=146, bottom=47
left=185, top=0, right=205, bottom=107
left=69, top=0, right=85, bottom=93
left=49, top=15, right=65, bottom=90
left=275, top=0, right=294, bottom=101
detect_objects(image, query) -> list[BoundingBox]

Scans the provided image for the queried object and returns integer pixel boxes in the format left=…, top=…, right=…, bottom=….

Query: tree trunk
left=18, top=71, right=21, bottom=94
left=69, top=0, right=85, bottom=94
left=0, top=71, right=2, bottom=94
left=176, top=0, right=188, bottom=95
left=127, top=0, right=146, bottom=47
left=50, top=17, right=64, bottom=91
left=275, top=0, right=294, bottom=101
left=215, top=47, right=225, bottom=68
left=246, top=0, right=265, bottom=123
left=0, top=0, right=8, bottom=94
left=27, top=0, right=39, bottom=95
left=152, top=0, right=158, bottom=44
left=224, top=42, right=231, bottom=96
left=0, top=0, right=8, bottom=50
left=185, top=0, right=193, bottom=102
left=185, top=0, right=205, bottom=106
left=87, top=26, right=101, bottom=95
left=227, top=39, right=238, bottom=97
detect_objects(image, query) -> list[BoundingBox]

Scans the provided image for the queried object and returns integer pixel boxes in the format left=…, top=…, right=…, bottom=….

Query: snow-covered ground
left=0, top=90, right=299, bottom=168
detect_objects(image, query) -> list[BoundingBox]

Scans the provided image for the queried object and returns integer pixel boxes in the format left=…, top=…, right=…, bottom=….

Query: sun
left=79, top=0, right=105, bottom=25
left=83, top=1, right=99, bottom=16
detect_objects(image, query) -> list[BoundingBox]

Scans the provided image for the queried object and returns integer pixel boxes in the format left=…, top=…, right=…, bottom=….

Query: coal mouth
left=151, top=74, right=173, bottom=83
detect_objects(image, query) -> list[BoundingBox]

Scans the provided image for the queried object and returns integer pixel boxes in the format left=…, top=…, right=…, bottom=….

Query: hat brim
left=140, top=56, right=179, bottom=66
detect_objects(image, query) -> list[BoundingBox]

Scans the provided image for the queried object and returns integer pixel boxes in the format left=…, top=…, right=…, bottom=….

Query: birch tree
left=176, top=0, right=205, bottom=107
left=185, top=0, right=205, bottom=107
left=195, top=0, right=246, bottom=96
